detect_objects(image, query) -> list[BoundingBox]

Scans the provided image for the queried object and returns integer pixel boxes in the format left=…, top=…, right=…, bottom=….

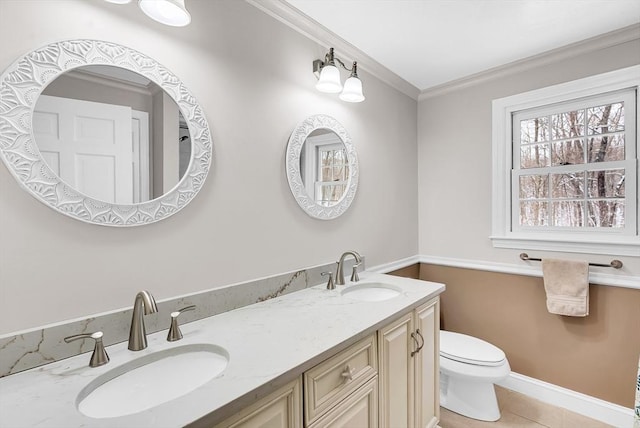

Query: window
left=491, top=66, right=639, bottom=256
left=300, top=131, right=349, bottom=206
left=514, top=91, right=633, bottom=230
left=314, top=143, right=349, bottom=206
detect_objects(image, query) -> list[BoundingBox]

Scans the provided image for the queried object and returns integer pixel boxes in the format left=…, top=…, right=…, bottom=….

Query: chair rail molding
left=371, top=255, right=640, bottom=289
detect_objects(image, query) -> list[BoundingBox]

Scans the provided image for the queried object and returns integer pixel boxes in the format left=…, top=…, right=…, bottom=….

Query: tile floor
left=438, top=386, right=613, bottom=428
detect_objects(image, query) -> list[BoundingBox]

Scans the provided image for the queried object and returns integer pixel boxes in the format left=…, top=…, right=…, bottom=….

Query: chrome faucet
left=128, top=290, right=158, bottom=351
left=335, top=250, right=363, bottom=285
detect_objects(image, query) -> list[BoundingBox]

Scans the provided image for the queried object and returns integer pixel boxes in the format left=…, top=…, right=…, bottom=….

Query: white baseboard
left=497, top=372, right=635, bottom=427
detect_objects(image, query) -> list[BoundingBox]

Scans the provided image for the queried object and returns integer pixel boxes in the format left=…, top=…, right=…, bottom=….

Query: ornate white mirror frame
left=285, top=114, right=358, bottom=220
left=0, top=39, right=212, bottom=226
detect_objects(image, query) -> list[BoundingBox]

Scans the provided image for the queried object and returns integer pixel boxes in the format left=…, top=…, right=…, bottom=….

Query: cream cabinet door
left=378, top=312, right=414, bottom=428
left=215, top=378, right=302, bottom=428
left=378, top=297, right=440, bottom=428
left=308, top=377, right=378, bottom=428
left=414, top=299, right=440, bottom=428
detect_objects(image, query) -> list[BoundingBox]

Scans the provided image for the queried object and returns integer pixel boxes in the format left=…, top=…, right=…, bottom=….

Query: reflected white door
left=33, top=95, right=133, bottom=204
left=131, top=111, right=150, bottom=203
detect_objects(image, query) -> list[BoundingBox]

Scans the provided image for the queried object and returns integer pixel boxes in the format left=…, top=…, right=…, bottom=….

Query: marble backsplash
left=0, top=259, right=361, bottom=377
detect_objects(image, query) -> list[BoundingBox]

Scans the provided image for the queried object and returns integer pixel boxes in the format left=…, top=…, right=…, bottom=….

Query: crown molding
left=419, top=23, right=640, bottom=101
left=247, top=1, right=638, bottom=104
left=245, top=0, right=421, bottom=100
left=64, top=70, right=155, bottom=96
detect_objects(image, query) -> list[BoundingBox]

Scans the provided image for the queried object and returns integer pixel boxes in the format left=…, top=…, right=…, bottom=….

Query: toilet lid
left=440, top=331, right=506, bottom=367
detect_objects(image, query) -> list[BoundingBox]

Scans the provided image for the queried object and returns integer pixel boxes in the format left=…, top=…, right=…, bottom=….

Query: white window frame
left=302, top=133, right=347, bottom=206
left=491, top=65, right=640, bottom=257
left=314, top=142, right=348, bottom=206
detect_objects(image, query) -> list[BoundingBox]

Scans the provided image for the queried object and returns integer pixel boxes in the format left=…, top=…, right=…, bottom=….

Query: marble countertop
left=0, top=272, right=444, bottom=427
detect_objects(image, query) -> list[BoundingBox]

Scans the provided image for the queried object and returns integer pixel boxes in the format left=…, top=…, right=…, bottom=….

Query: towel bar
left=519, top=253, right=623, bottom=269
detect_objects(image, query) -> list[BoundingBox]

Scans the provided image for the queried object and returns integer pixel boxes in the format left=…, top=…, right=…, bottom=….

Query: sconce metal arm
left=332, top=56, right=356, bottom=73
left=314, top=48, right=359, bottom=76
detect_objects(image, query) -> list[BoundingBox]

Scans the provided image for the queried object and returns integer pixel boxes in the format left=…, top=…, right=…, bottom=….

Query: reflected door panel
left=34, top=95, right=133, bottom=204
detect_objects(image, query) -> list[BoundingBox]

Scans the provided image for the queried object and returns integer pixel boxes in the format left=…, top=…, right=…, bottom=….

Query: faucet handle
left=64, top=331, right=110, bottom=368
left=350, top=263, right=361, bottom=283
left=321, top=271, right=335, bottom=290
left=167, top=305, right=196, bottom=342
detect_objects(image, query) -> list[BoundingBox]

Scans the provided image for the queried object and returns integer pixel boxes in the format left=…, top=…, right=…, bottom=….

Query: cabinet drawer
left=304, top=334, right=377, bottom=425
left=308, top=377, right=378, bottom=428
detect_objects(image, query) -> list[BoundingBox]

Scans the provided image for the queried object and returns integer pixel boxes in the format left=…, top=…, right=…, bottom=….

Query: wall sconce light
left=104, top=0, right=191, bottom=27
left=313, top=48, right=365, bottom=103
left=138, top=0, right=191, bottom=27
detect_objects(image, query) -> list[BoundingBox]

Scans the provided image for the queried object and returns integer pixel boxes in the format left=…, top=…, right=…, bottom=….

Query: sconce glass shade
left=138, top=0, right=191, bottom=27
left=315, top=64, right=343, bottom=93
left=339, top=76, right=365, bottom=103
left=104, top=0, right=132, bottom=3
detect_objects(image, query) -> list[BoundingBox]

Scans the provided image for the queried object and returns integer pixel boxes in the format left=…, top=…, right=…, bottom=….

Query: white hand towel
left=541, top=258, right=589, bottom=317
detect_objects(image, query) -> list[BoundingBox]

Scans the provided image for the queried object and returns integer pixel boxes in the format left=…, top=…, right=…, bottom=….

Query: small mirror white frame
left=0, top=39, right=212, bottom=226
left=285, top=114, right=358, bottom=220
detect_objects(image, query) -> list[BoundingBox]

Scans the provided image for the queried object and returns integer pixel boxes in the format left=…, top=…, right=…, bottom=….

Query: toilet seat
left=440, top=331, right=505, bottom=367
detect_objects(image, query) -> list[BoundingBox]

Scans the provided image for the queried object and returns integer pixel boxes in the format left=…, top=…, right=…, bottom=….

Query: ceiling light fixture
left=313, top=48, right=365, bottom=103
left=138, top=0, right=191, bottom=27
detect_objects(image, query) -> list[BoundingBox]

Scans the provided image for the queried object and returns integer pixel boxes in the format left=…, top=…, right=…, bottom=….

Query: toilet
left=439, top=331, right=510, bottom=422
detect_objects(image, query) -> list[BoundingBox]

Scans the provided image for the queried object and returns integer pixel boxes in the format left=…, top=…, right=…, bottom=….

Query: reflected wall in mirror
left=286, top=115, right=358, bottom=220
left=0, top=40, right=212, bottom=226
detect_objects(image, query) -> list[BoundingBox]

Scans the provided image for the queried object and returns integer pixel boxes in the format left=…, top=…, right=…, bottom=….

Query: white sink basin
left=77, top=344, right=228, bottom=419
left=341, top=282, right=401, bottom=302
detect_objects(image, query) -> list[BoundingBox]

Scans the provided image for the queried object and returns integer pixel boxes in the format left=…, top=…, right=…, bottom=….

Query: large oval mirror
left=0, top=40, right=212, bottom=226
left=286, top=115, right=358, bottom=219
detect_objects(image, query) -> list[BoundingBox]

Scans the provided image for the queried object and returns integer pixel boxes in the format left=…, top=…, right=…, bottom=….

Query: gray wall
left=0, top=0, right=418, bottom=334
left=417, top=37, right=640, bottom=275
left=415, top=38, right=640, bottom=408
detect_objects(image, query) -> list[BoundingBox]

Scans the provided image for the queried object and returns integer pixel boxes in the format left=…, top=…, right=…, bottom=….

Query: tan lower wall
left=389, top=263, right=640, bottom=408
left=386, top=263, right=420, bottom=279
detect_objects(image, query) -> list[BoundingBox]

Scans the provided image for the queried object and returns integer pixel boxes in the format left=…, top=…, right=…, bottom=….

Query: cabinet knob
left=341, top=364, right=356, bottom=382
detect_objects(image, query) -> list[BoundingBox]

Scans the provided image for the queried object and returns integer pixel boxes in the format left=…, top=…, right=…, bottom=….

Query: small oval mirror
left=286, top=115, right=358, bottom=219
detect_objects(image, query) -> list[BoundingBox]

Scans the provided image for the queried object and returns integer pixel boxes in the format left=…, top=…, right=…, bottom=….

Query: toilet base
left=440, top=372, right=501, bottom=422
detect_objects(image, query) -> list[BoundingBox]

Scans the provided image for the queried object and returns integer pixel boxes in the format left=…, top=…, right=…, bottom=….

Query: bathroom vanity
left=0, top=272, right=444, bottom=427
left=214, top=297, right=439, bottom=428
